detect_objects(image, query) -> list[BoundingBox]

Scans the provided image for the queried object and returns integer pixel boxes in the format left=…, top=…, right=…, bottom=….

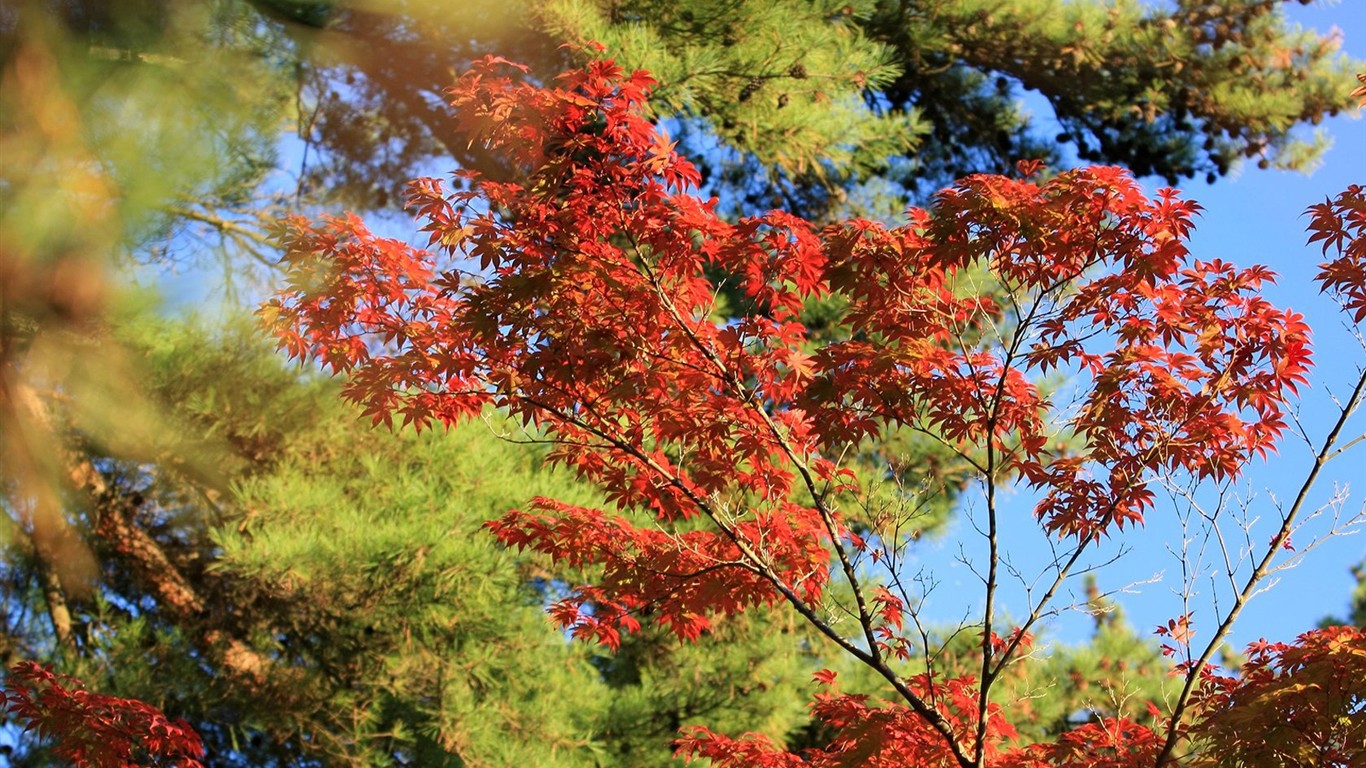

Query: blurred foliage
left=0, top=317, right=828, bottom=766
left=996, top=577, right=1172, bottom=744
left=0, top=0, right=291, bottom=636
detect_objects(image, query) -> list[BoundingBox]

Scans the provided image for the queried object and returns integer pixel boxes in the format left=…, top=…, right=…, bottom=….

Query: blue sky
left=1096, top=0, right=1366, bottom=648
left=1170, top=0, right=1366, bottom=647
left=905, top=1, right=1366, bottom=652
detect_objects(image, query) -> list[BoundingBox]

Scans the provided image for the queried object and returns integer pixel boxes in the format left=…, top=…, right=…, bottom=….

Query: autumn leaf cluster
left=3, top=662, right=206, bottom=768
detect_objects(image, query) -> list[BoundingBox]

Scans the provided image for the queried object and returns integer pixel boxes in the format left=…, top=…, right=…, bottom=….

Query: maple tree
left=3, top=661, right=205, bottom=768
left=264, top=54, right=1366, bottom=767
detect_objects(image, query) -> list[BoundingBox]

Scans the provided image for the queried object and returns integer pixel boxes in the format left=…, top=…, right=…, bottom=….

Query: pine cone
left=739, top=76, right=764, bottom=102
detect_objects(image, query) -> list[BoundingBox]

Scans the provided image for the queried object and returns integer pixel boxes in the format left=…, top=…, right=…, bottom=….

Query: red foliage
left=1188, top=626, right=1366, bottom=768
left=677, top=672, right=1016, bottom=767
left=1156, top=613, right=1196, bottom=658
left=262, top=53, right=1358, bottom=768
left=996, top=717, right=1164, bottom=768
left=265, top=53, right=1310, bottom=626
left=1307, top=184, right=1366, bottom=323
left=3, top=661, right=205, bottom=768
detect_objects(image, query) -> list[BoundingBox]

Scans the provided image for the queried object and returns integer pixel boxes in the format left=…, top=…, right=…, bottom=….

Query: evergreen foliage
left=9, top=0, right=1355, bottom=230
left=863, top=0, right=1356, bottom=190
left=1, top=317, right=827, bottom=766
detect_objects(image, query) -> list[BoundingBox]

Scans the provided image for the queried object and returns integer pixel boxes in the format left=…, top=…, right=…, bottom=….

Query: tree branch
left=1153, top=365, right=1366, bottom=767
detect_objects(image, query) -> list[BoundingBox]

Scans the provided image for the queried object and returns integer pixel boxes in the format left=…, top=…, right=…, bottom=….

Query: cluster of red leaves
left=1187, top=626, right=1366, bottom=768
left=1307, top=184, right=1366, bottom=323
left=995, top=717, right=1164, bottom=768
left=489, top=498, right=829, bottom=646
left=3, top=661, right=205, bottom=768
left=1155, top=613, right=1196, bottom=658
left=263, top=54, right=1327, bottom=766
left=677, top=665, right=1167, bottom=768
left=677, top=670, right=1016, bottom=767
left=917, top=168, right=1310, bottom=539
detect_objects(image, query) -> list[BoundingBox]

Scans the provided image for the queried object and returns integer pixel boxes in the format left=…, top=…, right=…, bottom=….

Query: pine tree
left=1334, top=558, right=1366, bottom=627
left=11, top=0, right=1353, bottom=229
left=861, top=0, right=1357, bottom=191
left=542, top=0, right=1361, bottom=212
left=999, top=578, right=1170, bottom=745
